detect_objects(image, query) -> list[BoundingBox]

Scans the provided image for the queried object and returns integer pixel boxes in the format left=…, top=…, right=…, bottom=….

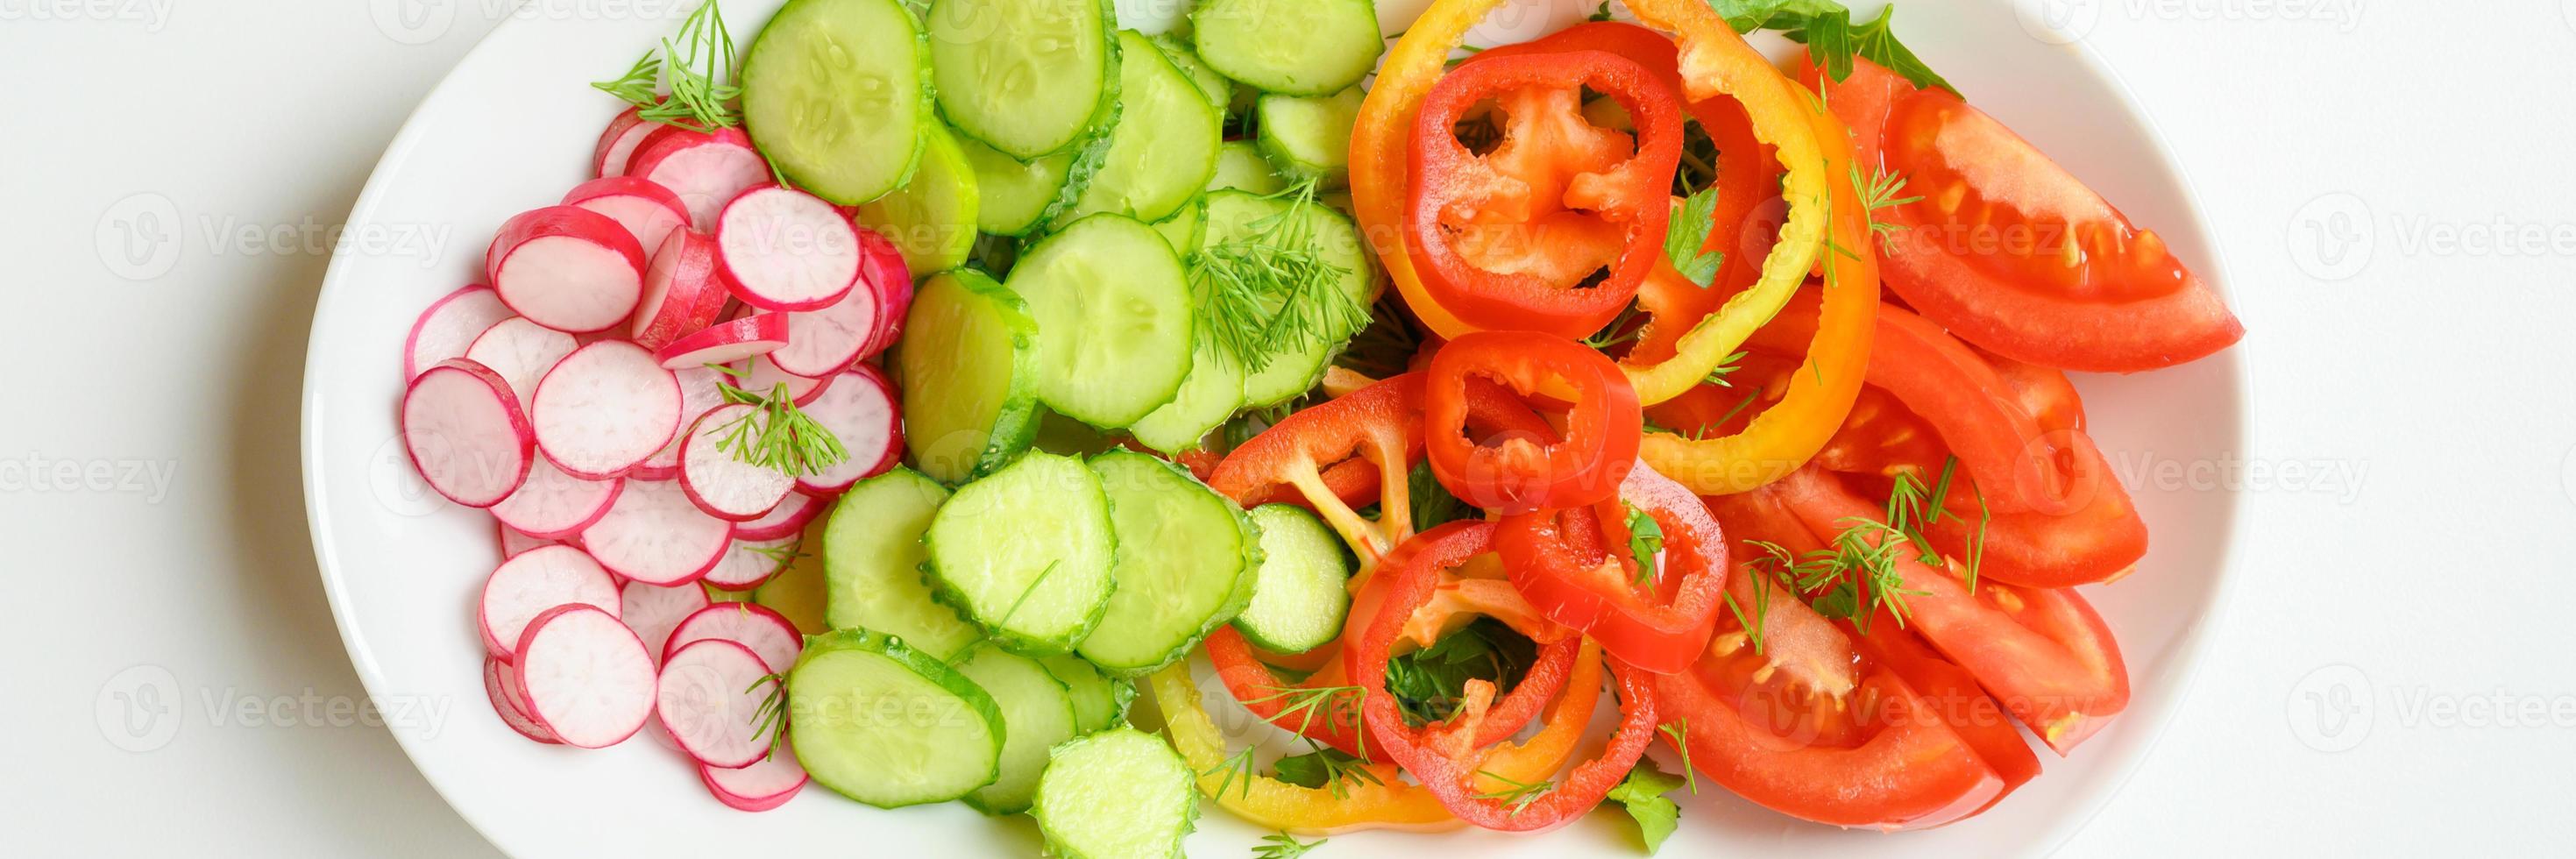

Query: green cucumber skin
left=1033, top=728, right=1198, bottom=859
left=742, top=0, right=935, bottom=205
left=1254, top=87, right=1362, bottom=189
left=923, top=451, right=1119, bottom=655
left=857, top=125, right=981, bottom=274
left=1231, top=503, right=1352, bottom=653
left=1040, top=654, right=1137, bottom=735
left=894, top=269, right=1043, bottom=484
left=1196, top=189, right=1374, bottom=407
left=1047, top=31, right=1223, bottom=231
left=928, top=0, right=1121, bottom=160
left=788, top=628, right=1005, bottom=808
left=1206, top=140, right=1286, bottom=195
left=958, top=134, right=1075, bottom=237
left=820, top=467, right=986, bottom=659
left=955, top=648, right=1080, bottom=815
left=1147, top=32, right=1232, bottom=111
left=1075, top=451, right=1258, bottom=676
left=1005, top=213, right=1196, bottom=429
left=1190, top=0, right=1383, bottom=97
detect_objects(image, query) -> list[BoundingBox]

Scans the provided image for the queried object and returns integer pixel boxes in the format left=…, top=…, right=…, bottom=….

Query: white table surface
left=5, top=1, right=2571, bottom=855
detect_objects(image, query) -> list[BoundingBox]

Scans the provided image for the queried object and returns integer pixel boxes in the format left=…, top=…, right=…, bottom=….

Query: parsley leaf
left=1663, top=187, right=1727, bottom=288
left=1408, top=461, right=1470, bottom=535
left=1624, top=503, right=1665, bottom=586
left=1383, top=619, right=1536, bottom=725
left=1601, top=761, right=1689, bottom=853
left=1587, top=1, right=1616, bottom=22
left=1711, top=2, right=1959, bottom=96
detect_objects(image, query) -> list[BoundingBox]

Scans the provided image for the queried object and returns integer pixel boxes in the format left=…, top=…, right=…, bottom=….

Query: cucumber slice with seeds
left=1004, top=214, right=1194, bottom=428
left=1033, top=728, right=1196, bottom=859
left=927, top=0, right=1118, bottom=159
left=1255, top=86, right=1362, bottom=189
left=1126, top=331, right=1245, bottom=454
left=822, top=468, right=983, bottom=659
left=1196, top=190, right=1374, bottom=407
left=1148, top=32, right=1232, bottom=111
left=1232, top=503, right=1352, bottom=653
left=789, top=628, right=1003, bottom=808
left=1047, top=31, right=1222, bottom=228
left=742, top=0, right=933, bottom=205
left=897, top=270, right=1041, bottom=483
left=959, top=134, right=1075, bottom=236
left=1074, top=451, right=1255, bottom=674
left=857, top=124, right=979, bottom=273
left=1191, top=0, right=1382, bottom=96
left=1207, top=140, right=1286, bottom=195
left=954, top=648, right=1079, bottom=814
left=1041, top=654, right=1134, bottom=735
left=925, top=451, right=1117, bottom=653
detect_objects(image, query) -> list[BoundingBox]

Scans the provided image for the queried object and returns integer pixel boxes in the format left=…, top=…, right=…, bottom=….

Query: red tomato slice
left=1809, top=58, right=2242, bottom=373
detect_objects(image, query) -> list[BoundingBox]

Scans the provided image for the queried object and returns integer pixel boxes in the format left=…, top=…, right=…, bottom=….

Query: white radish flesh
left=855, top=225, right=913, bottom=358
left=620, top=578, right=713, bottom=666
left=580, top=479, right=734, bottom=586
left=532, top=341, right=682, bottom=479
left=762, top=270, right=881, bottom=377
left=591, top=106, right=656, bottom=178
left=486, top=206, right=647, bottom=334
left=628, top=230, right=729, bottom=351
left=655, top=638, right=779, bottom=769
left=716, top=185, right=861, bottom=312
left=463, top=316, right=577, bottom=414
left=732, top=491, right=820, bottom=541
left=403, top=285, right=514, bottom=381
left=700, top=535, right=798, bottom=592
left=478, top=544, right=620, bottom=659
left=401, top=359, right=533, bottom=508
left=700, top=740, right=807, bottom=811
left=498, top=523, right=565, bottom=558
left=513, top=604, right=657, bottom=749
left=794, top=365, right=901, bottom=495
left=733, top=352, right=833, bottom=405
left=628, top=126, right=770, bottom=230
left=678, top=404, right=797, bottom=521
left=635, top=365, right=728, bottom=480
left=664, top=602, right=801, bottom=672
left=653, top=313, right=790, bottom=369
left=488, top=458, right=622, bottom=540
left=484, top=657, right=560, bottom=744
left=564, top=175, right=692, bottom=257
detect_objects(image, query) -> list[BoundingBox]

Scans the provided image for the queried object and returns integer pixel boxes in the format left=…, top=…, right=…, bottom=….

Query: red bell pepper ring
left=1205, top=616, right=1579, bottom=760
left=1349, top=521, right=1661, bottom=832
left=1402, top=51, right=1685, bottom=341
left=1424, top=331, right=1643, bottom=515
left=1494, top=461, right=1728, bottom=674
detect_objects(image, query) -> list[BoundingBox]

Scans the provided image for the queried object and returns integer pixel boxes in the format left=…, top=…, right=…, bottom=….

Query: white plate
left=302, top=0, right=2247, bottom=855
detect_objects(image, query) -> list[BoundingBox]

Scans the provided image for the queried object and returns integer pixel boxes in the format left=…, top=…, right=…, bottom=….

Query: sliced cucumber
left=1041, top=655, right=1134, bottom=735
left=1191, top=0, right=1381, bottom=96
left=897, top=270, right=1041, bottom=483
left=1195, top=190, right=1375, bottom=406
left=1048, top=31, right=1222, bottom=227
left=1030, top=407, right=1122, bottom=458
left=1126, top=332, right=1245, bottom=454
left=959, top=133, right=1075, bottom=236
left=954, top=648, right=1079, bottom=814
left=1255, top=86, right=1362, bottom=189
left=927, top=0, right=1118, bottom=160
left=1075, top=451, right=1255, bottom=675
left=1147, top=194, right=1205, bottom=256
left=742, top=0, right=933, bottom=204
left=1232, top=503, right=1352, bottom=653
left=857, top=124, right=979, bottom=273
left=821, top=468, right=983, bottom=659
left=925, top=451, right=1117, bottom=653
left=789, top=628, right=1003, bottom=808
left=1206, top=140, right=1286, bottom=195
left=1148, top=32, right=1231, bottom=111
left=1004, top=214, right=1195, bottom=428
left=1033, top=728, right=1196, bottom=859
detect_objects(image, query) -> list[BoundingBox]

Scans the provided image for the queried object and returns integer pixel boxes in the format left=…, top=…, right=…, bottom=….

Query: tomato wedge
left=1494, top=461, right=1727, bottom=673
left=1423, top=332, right=1642, bottom=515
left=1810, top=56, right=2242, bottom=373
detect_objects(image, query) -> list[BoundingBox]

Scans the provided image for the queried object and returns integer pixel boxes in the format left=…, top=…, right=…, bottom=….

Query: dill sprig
left=1254, top=832, right=1325, bottom=859
left=1273, top=741, right=1384, bottom=799
left=1245, top=684, right=1367, bottom=753
left=1203, top=743, right=1258, bottom=801
left=1657, top=720, right=1699, bottom=795
left=1705, top=350, right=1750, bottom=387
left=1188, top=180, right=1366, bottom=373
left=1854, top=165, right=1922, bottom=251
left=1471, top=770, right=1554, bottom=816
left=593, top=0, right=743, bottom=132
left=713, top=379, right=848, bottom=477
left=745, top=671, right=789, bottom=760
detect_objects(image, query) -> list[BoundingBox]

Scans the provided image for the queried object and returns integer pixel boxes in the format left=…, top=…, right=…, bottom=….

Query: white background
left=4, top=0, right=2571, bottom=855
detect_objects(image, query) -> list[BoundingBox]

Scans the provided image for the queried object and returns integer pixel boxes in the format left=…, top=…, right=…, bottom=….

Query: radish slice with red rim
left=764, top=276, right=879, bottom=378
left=486, top=206, right=647, bottom=334
left=732, top=491, right=821, bottom=541
left=732, top=351, right=833, bottom=405
left=484, top=657, right=560, bottom=744
left=794, top=365, right=901, bottom=496
left=478, top=544, right=619, bottom=659
left=402, top=359, right=533, bottom=508
left=592, top=106, right=656, bottom=178
left=514, top=604, right=656, bottom=749
left=701, top=535, right=798, bottom=592
left=564, top=175, right=691, bottom=258
left=679, top=403, right=796, bottom=521
left=464, top=316, right=577, bottom=414
left=629, top=230, right=729, bottom=351
left=403, top=285, right=514, bottom=381
left=532, top=341, right=681, bottom=479
left=498, top=522, right=566, bottom=558
left=656, top=638, right=779, bottom=769
left=654, top=312, right=790, bottom=369
left=621, top=578, right=713, bottom=666
left=628, top=126, right=769, bottom=230
left=489, top=458, right=622, bottom=540
left=701, top=740, right=806, bottom=811
left=635, top=365, right=729, bottom=480
left=855, top=226, right=913, bottom=358
left=716, top=185, right=861, bottom=312
left=664, top=602, right=801, bottom=671
left=581, top=479, right=733, bottom=586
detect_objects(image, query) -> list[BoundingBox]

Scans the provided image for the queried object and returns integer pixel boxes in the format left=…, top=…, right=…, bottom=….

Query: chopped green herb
left=592, top=0, right=744, bottom=132
left=1600, top=760, right=1687, bottom=853
left=1663, top=187, right=1728, bottom=288
left=1624, top=503, right=1666, bottom=586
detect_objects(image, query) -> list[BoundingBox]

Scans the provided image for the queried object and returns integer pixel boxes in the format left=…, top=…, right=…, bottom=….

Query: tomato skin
left=1423, top=332, right=1643, bottom=515
left=1846, top=607, right=2042, bottom=805
left=1809, top=58, right=2242, bottom=373
left=1493, top=462, right=1728, bottom=673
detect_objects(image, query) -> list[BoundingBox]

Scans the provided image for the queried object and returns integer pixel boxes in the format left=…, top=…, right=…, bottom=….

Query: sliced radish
left=733, top=492, right=821, bottom=541
left=716, top=185, right=862, bottom=312
left=592, top=105, right=656, bottom=178
left=702, top=535, right=798, bottom=592
left=532, top=341, right=682, bottom=479
left=463, top=316, right=578, bottom=414
left=486, top=206, right=647, bottom=335
left=656, top=638, right=779, bottom=769
left=763, top=277, right=878, bottom=379
left=733, top=352, right=833, bottom=406
left=498, top=522, right=567, bottom=557
left=401, top=359, right=532, bottom=508
left=653, top=312, right=789, bottom=369
left=701, top=740, right=807, bottom=811
left=403, top=285, right=514, bottom=380
left=489, top=458, right=622, bottom=540
left=665, top=602, right=801, bottom=672
left=628, top=230, right=730, bottom=351
left=635, top=365, right=729, bottom=480
left=564, top=175, right=691, bottom=256
left=795, top=365, right=901, bottom=495
left=621, top=578, right=713, bottom=666
left=581, top=479, right=734, bottom=586
left=484, top=657, right=560, bottom=744
left=514, top=604, right=656, bottom=749
left=628, top=126, right=769, bottom=230
left=679, top=404, right=797, bottom=521
left=855, top=225, right=913, bottom=358
left=478, top=544, right=620, bottom=659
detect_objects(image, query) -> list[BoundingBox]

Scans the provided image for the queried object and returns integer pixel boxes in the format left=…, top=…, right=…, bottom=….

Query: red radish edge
left=401, top=359, right=533, bottom=508
left=654, top=312, right=790, bottom=369
left=513, top=604, right=656, bottom=749
left=592, top=106, right=655, bottom=178
left=498, top=522, right=566, bottom=558
left=734, top=351, right=834, bottom=406
left=564, top=175, right=692, bottom=257
left=629, top=231, right=729, bottom=351
left=484, top=657, right=561, bottom=744
left=581, top=480, right=734, bottom=586
left=732, top=492, right=821, bottom=540
left=463, top=316, right=578, bottom=415
left=715, top=185, right=861, bottom=312
left=478, top=544, right=620, bottom=659
left=700, top=742, right=807, bottom=811
left=485, top=206, right=648, bottom=335
left=679, top=404, right=797, bottom=522
left=664, top=602, right=802, bottom=672
left=488, top=459, right=623, bottom=540
left=794, top=365, right=902, bottom=496
left=403, top=285, right=514, bottom=381
left=855, top=226, right=913, bottom=358
left=637, top=365, right=730, bottom=478
left=628, top=126, right=770, bottom=230
left=656, top=638, right=777, bottom=769
left=701, top=535, right=799, bottom=592
left=621, top=578, right=713, bottom=665
left=531, top=341, right=682, bottom=479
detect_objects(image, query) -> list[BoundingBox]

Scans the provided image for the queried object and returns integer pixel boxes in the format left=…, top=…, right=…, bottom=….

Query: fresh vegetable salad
left=394, top=0, right=2240, bottom=853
